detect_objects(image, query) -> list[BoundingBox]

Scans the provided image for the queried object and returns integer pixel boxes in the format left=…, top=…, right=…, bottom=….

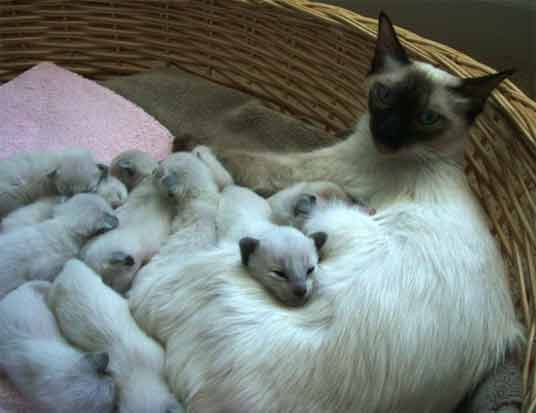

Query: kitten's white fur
left=48, top=259, right=183, bottom=413
left=0, top=196, right=66, bottom=233
left=0, top=193, right=117, bottom=299
left=130, top=62, right=523, bottom=412
left=0, top=149, right=104, bottom=217
left=0, top=281, right=116, bottom=413
left=97, top=175, right=128, bottom=209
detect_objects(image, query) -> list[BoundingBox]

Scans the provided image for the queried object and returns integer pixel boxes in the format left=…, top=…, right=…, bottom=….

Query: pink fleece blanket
left=0, top=62, right=172, bottom=162
left=0, top=63, right=172, bottom=411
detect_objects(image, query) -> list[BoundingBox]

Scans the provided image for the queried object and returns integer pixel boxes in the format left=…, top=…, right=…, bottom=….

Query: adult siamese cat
left=161, top=12, right=523, bottom=413
left=183, top=14, right=514, bottom=210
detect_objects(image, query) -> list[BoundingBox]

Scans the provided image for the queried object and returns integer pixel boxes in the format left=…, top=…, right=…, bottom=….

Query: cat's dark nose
left=292, top=285, right=307, bottom=298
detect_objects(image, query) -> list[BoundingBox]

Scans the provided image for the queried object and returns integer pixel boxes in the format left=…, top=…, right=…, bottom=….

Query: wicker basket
left=1, top=0, right=535, bottom=409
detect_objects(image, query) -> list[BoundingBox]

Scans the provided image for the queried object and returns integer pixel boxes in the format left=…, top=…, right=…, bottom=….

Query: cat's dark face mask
left=368, top=73, right=450, bottom=154
left=366, top=12, right=515, bottom=155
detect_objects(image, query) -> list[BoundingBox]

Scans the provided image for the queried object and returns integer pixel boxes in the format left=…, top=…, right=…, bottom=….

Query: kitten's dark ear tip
left=311, top=231, right=328, bottom=252
left=239, top=237, right=259, bottom=266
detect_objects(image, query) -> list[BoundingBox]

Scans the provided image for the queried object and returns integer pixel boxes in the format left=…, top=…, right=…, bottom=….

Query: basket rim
left=259, top=0, right=536, bottom=150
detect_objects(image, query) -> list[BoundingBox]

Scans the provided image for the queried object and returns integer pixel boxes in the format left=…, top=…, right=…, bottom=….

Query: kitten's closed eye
left=272, top=270, right=288, bottom=280
left=306, top=267, right=315, bottom=276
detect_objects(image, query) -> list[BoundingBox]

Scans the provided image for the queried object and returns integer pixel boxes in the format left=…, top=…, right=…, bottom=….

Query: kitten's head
left=239, top=228, right=327, bottom=307
left=153, top=152, right=219, bottom=201
left=53, top=193, right=119, bottom=238
left=110, top=150, right=158, bottom=191
left=366, top=12, right=514, bottom=158
left=97, top=175, right=128, bottom=209
left=49, top=149, right=108, bottom=196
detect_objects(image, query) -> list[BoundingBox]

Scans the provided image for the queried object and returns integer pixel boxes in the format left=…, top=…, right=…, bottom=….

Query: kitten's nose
left=292, top=285, right=307, bottom=298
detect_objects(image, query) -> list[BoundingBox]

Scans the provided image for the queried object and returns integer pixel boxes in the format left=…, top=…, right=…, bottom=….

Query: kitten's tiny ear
left=46, top=169, right=59, bottom=180
left=453, top=69, right=515, bottom=122
left=97, top=163, right=109, bottom=176
left=85, top=352, right=109, bottom=375
left=117, top=159, right=135, bottom=177
left=370, top=11, right=410, bottom=74
left=239, top=237, right=259, bottom=266
left=310, top=232, right=328, bottom=252
left=109, top=251, right=135, bottom=267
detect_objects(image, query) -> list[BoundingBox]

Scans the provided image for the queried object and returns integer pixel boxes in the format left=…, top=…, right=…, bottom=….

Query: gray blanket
left=102, top=66, right=524, bottom=413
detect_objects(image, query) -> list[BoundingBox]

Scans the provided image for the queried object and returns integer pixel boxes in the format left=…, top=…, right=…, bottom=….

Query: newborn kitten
left=48, top=259, right=183, bottom=413
left=240, top=228, right=326, bottom=306
left=218, top=185, right=327, bottom=306
left=0, top=148, right=106, bottom=217
left=0, top=193, right=118, bottom=298
left=110, top=150, right=158, bottom=191
left=0, top=281, right=116, bottom=413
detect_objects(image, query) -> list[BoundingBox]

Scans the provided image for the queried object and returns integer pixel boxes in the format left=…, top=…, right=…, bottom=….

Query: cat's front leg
left=213, top=148, right=300, bottom=196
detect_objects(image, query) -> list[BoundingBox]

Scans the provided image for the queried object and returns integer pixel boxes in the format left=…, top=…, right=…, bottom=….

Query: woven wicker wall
left=1, top=0, right=535, bottom=409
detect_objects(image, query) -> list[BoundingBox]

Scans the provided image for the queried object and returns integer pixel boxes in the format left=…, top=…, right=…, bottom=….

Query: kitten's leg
left=192, top=146, right=234, bottom=190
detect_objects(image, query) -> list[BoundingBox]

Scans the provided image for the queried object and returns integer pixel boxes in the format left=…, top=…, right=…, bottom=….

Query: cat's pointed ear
left=370, top=11, right=410, bottom=74
left=239, top=237, right=259, bottom=266
left=310, top=232, right=328, bottom=252
left=453, top=69, right=515, bottom=122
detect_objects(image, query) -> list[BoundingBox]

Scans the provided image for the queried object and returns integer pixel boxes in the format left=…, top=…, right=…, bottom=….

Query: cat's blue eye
left=417, top=110, right=442, bottom=126
left=374, top=83, right=394, bottom=106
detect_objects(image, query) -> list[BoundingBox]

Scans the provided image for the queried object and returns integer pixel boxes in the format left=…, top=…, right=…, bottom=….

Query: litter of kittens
left=0, top=2, right=535, bottom=412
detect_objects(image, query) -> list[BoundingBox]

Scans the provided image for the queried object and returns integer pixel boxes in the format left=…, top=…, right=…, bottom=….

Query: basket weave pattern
left=1, top=0, right=536, bottom=409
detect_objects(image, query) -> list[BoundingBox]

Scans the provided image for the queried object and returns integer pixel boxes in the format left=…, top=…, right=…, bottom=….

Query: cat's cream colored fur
left=131, top=17, right=522, bottom=413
